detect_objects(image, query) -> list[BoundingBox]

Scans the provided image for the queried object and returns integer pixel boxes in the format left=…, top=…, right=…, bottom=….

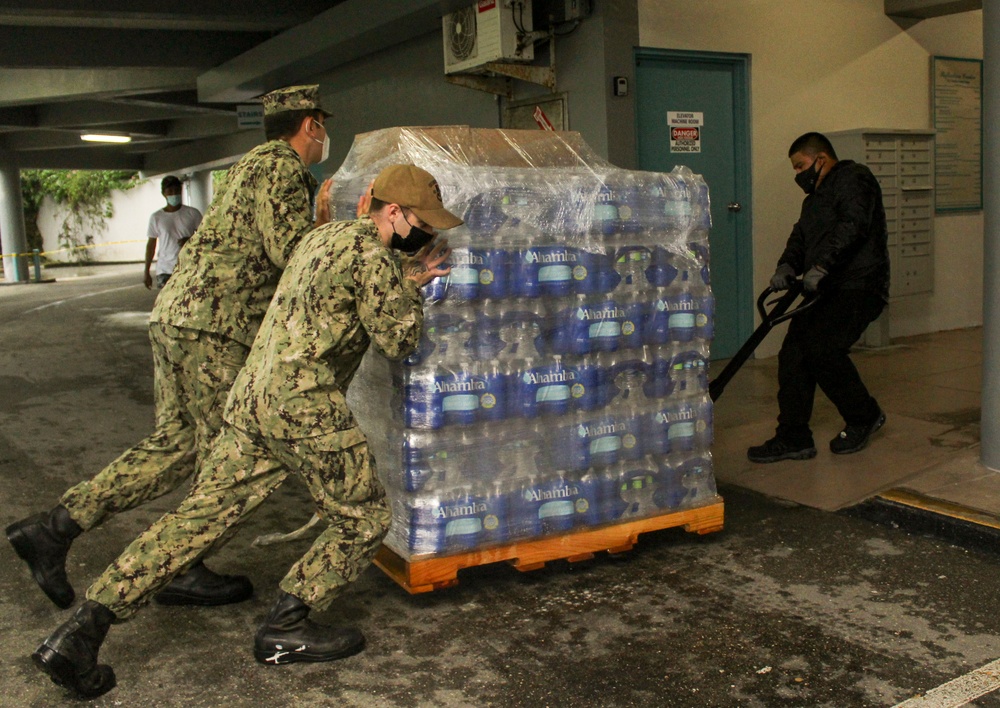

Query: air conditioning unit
left=443, top=0, right=533, bottom=75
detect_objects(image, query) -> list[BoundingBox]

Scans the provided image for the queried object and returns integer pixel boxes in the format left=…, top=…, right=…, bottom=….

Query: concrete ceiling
left=0, top=0, right=470, bottom=174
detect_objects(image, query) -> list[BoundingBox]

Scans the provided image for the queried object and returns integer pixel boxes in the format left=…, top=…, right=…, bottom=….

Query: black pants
left=775, top=289, right=885, bottom=445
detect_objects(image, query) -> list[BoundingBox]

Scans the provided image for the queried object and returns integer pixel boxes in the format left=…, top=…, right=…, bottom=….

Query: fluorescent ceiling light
left=80, top=133, right=132, bottom=143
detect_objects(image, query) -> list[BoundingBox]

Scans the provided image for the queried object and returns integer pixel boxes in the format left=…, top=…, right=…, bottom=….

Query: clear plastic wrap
left=336, top=127, right=718, bottom=560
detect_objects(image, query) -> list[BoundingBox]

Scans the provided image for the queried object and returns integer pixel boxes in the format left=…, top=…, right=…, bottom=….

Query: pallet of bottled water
left=335, top=127, right=721, bottom=563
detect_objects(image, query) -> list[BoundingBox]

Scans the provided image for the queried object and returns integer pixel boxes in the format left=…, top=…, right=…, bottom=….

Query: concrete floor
left=1, top=265, right=998, bottom=707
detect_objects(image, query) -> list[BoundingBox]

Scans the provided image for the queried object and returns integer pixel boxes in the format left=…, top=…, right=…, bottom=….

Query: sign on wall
left=668, top=111, right=703, bottom=153
left=932, top=56, right=982, bottom=212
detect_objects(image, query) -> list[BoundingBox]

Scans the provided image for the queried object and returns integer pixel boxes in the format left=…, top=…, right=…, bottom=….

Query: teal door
left=635, top=49, right=752, bottom=360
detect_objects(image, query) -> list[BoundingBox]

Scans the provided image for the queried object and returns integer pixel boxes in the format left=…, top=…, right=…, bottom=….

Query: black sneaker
left=830, top=410, right=886, bottom=454
left=747, top=437, right=817, bottom=463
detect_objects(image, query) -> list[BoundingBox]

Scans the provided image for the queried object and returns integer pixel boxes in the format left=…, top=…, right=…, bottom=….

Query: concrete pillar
left=0, top=160, right=29, bottom=283
left=982, top=0, right=1000, bottom=469
left=187, top=170, right=213, bottom=215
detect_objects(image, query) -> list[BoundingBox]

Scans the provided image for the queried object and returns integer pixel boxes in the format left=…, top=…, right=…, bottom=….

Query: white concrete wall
left=639, top=0, right=983, bottom=352
left=37, top=178, right=172, bottom=263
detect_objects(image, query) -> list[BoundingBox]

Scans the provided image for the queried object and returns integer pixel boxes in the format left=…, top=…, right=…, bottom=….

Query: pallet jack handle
left=708, top=281, right=818, bottom=402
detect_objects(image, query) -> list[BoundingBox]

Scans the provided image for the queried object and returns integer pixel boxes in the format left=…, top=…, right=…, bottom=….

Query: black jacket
left=778, top=160, right=890, bottom=300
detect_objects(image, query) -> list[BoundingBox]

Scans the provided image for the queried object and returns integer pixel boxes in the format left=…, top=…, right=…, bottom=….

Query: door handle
left=727, top=202, right=742, bottom=212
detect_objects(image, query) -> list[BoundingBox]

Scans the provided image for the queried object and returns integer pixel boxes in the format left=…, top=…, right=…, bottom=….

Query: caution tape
left=3, top=239, right=146, bottom=259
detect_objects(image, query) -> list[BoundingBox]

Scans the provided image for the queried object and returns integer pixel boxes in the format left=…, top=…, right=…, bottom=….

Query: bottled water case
left=334, top=127, right=719, bottom=560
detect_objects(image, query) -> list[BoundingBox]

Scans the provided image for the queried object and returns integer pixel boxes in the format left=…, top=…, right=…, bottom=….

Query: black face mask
left=795, top=158, right=822, bottom=194
left=390, top=213, right=435, bottom=255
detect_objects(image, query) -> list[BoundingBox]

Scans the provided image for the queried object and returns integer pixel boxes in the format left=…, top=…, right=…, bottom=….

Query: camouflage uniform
left=60, top=139, right=318, bottom=531
left=88, top=218, right=423, bottom=617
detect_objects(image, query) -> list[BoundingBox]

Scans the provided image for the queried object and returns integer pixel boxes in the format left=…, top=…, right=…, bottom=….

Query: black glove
left=803, top=266, right=827, bottom=293
left=769, top=264, right=796, bottom=291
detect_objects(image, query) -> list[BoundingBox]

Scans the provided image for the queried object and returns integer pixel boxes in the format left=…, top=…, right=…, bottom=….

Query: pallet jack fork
left=708, top=282, right=817, bottom=403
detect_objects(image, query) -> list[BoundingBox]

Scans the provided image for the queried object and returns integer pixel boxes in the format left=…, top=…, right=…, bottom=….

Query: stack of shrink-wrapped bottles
left=333, top=127, right=719, bottom=560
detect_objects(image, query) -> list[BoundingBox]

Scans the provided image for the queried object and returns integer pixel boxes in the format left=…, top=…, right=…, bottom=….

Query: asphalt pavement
left=1, top=265, right=999, bottom=707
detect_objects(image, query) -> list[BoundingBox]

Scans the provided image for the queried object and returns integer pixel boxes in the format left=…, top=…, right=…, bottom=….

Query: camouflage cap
left=371, top=164, right=463, bottom=230
left=261, top=85, right=331, bottom=117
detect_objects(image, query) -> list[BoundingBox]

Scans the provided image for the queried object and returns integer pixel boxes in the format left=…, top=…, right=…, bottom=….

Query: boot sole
left=32, top=645, right=116, bottom=699
left=253, top=638, right=366, bottom=665
left=6, top=525, right=74, bottom=609
left=747, top=447, right=817, bottom=464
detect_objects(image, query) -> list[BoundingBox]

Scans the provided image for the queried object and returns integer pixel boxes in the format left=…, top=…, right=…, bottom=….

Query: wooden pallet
left=373, top=499, right=724, bottom=594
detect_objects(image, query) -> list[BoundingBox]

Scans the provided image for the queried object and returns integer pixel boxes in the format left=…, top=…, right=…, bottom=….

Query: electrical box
left=443, top=1, right=534, bottom=75
left=533, top=0, right=593, bottom=27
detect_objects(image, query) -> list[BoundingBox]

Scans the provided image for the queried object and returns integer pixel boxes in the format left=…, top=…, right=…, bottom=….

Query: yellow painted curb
left=877, top=489, right=1000, bottom=531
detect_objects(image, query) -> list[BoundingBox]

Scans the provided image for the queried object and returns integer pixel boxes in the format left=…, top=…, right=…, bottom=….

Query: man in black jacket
left=749, top=132, right=889, bottom=463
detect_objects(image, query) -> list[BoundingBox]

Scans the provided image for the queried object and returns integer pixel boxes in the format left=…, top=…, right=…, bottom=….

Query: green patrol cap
left=261, top=84, right=331, bottom=117
left=371, top=164, right=463, bottom=230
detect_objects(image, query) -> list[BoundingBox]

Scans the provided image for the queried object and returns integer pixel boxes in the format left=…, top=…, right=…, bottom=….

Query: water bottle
left=697, top=293, right=715, bottom=341
left=567, top=352, right=605, bottom=411
left=663, top=170, right=693, bottom=236
left=652, top=459, right=686, bottom=511
left=573, top=467, right=606, bottom=528
left=550, top=409, right=593, bottom=472
left=602, top=456, right=661, bottom=523
left=401, top=429, right=437, bottom=492
left=434, top=319, right=480, bottom=427
left=637, top=173, right=669, bottom=232
left=615, top=172, right=642, bottom=235
left=411, top=486, right=484, bottom=553
left=531, top=246, right=581, bottom=298
left=679, top=456, right=718, bottom=507
left=503, top=315, right=541, bottom=419
left=647, top=289, right=698, bottom=344
left=665, top=401, right=698, bottom=453
left=403, top=366, right=442, bottom=429
left=592, top=180, right=620, bottom=237
left=476, top=247, right=509, bottom=300
left=515, top=472, right=587, bottom=538
left=643, top=344, right=675, bottom=400
left=610, top=363, right=650, bottom=462
left=445, top=247, right=482, bottom=302
left=574, top=246, right=613, bottom=295
left=612, top=247, right=650, bottom=351
left=464, top=189, right=507, bottom=235
left=646, top=246, right=679, bottom=288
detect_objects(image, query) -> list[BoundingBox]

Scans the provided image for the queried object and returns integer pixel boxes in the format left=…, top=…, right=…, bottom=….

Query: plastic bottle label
left=668, top=421, right=696, bottom=440
left=589, top=321, right=622, bottom=339
left=441, top=394, right=480, bottom=412
left=668, top=313, right=696, bottom=328
left=536, top=384, right=571, bottom=402
left=538, top=264, right=573, bottom=283
left=590, top=434, right=622, bottom=455
left=538, top=500, right=575, bottom=520
left=450, top=267, right=480, bottom=285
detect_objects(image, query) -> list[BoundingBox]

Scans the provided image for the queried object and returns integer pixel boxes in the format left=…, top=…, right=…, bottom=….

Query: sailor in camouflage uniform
left=7, top=85, right=335, bottom=613
left=32, top=164, right=459, bottom=699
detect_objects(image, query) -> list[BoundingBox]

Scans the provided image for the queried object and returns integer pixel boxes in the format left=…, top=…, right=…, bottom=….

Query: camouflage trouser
left=87, top=424, right=391, bottom=619
left=60, top=322, right=248, bottom=530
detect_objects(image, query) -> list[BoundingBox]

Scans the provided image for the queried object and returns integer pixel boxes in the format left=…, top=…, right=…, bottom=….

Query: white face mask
left=311, top=120, right=330, bottom=164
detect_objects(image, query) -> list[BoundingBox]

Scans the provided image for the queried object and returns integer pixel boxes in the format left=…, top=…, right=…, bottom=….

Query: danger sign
left=670, top=125, right=701, bottom=153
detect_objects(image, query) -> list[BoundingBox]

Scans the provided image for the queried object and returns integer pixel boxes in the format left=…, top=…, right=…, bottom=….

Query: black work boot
left=154, top=559, right=254, bottom=606
left=254, top=592, right=365, bottom=665
left=6, top=505, right=83, bottom=609
left=32, top=600, right=117, bottom=700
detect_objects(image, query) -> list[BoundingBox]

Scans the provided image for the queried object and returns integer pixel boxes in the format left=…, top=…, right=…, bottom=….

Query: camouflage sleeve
left=255, top=157, right=315, bottom=269
left=354, top=249, right=424, bottom=361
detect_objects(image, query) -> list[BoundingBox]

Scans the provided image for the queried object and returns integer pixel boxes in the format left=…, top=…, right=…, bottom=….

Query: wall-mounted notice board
left=932, top=56, right=982, bottom=212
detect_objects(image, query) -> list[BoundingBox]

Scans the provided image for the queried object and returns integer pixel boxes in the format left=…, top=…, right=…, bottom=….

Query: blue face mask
left=166, top=195, right=182, bottom=207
